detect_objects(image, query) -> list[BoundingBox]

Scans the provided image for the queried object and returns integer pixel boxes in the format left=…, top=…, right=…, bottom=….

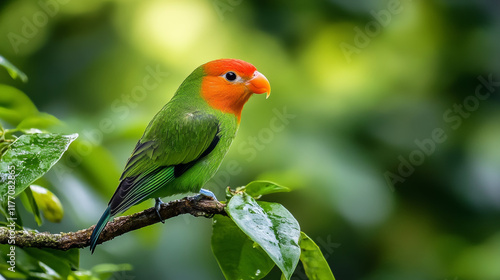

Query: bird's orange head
left=201, top=59, right=271, bottom=121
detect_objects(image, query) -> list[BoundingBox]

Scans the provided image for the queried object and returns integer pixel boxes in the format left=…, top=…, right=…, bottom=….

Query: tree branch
left=0, top=196, right=226, bottom=250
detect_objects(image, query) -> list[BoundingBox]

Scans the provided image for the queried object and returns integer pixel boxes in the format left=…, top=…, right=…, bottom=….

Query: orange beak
left=246, top=71, right=271, bottom=99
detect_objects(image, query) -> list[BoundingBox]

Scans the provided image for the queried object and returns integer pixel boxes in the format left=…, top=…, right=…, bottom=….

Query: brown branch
left=0, top=196, right=226, bottom=250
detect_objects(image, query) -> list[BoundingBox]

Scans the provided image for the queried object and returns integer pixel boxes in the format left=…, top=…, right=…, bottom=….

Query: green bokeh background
left=1, top=0, right=500, bottom=279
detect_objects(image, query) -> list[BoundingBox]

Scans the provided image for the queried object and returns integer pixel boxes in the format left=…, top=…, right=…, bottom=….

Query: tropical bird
left=89, top=59, right=271, bottom=253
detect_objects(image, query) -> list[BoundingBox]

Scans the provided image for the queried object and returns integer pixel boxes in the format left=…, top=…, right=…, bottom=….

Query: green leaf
left=0, top=133, right=78, bottom=203
left=0, top=85, right=38, bottom=126
left=227, top=193, right=301, bottom=280
left=0, top=263, right=28, bottom=279
left=37, top=261, right=62, bottom=279
left=212, top=215, right=275, bottom=280
left=45, top=248, right=80, bottom=269
left=22, top=248, right=79, bottom=279
left=299, top=232, right=336, bottom=280
left=20, top=186, right=43, bottom=226
left=30, top=185, right=64, bottom=223
left=244, top=180, right=290, bottom=198
left=0, top=55, right=28, bottom=83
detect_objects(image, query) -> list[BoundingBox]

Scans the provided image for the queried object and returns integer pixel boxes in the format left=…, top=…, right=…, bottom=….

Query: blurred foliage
left=0, top=56, right=132, bottom=279
left=0, top=0, right=499, bottom=279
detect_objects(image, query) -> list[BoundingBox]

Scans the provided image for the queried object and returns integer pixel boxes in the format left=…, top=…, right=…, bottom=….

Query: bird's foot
left=196, top=188, right=218, bottom=202
left=193, top=189, right=219, bottom=218
left=155, top=198, right=166, bottom=223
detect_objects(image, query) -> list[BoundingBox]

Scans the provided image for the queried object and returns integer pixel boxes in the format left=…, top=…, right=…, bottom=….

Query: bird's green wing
left=108, top=110, right=220, bottom=216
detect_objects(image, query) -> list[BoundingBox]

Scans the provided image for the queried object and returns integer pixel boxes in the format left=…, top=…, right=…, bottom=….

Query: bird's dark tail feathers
left=89, top=207, right=111, bottom=254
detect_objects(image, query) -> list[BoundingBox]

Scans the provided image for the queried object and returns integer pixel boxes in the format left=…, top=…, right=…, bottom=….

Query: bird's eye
left=224, top=71, right=237, bottom=82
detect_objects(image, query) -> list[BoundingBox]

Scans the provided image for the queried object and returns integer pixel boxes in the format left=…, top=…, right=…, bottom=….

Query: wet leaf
left=245, top=180, right=290, bottom=198
left=0, top=133, right=78, bottom=203
left=227, top=193, right=301, bottom=280
left=299, top=232, right=336, bottom=280
left=212, top=215, right=275, bottom=280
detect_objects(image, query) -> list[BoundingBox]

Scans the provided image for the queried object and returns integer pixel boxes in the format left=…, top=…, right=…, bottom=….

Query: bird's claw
left=155, top=198, right=166, bottom=223
left=196, top=188, right=218, bottom=202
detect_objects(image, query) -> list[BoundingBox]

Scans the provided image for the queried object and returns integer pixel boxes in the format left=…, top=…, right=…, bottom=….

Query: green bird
left=89, top=59, right=271, bottom=253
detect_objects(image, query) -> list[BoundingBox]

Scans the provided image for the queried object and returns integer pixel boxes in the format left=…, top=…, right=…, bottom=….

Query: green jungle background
left=1, top=0, right=500, bottom=279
